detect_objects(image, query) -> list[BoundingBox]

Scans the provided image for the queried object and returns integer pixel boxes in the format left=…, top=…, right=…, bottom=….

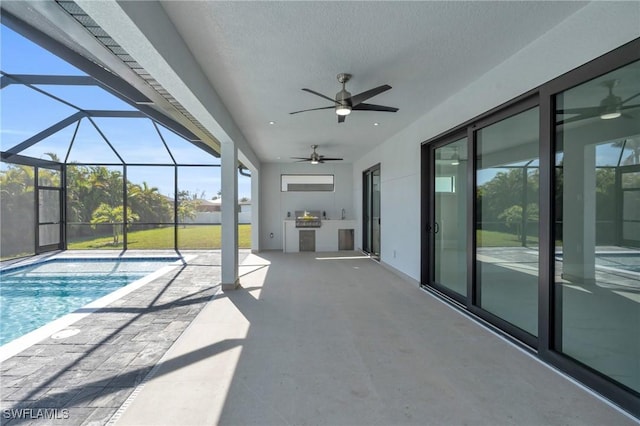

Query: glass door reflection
left=476, top=107, right=539, bottom=337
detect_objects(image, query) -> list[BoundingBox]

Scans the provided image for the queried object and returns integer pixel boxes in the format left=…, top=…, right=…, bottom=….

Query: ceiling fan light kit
left=601, top=111, right=622, bottom=120
left=290, top=73, right=398, bottom=123
left=335, top=106, right=352, bottom=116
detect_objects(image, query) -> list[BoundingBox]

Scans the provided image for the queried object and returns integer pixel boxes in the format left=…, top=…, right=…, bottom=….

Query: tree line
left=1, top=162, right=203, bottom=252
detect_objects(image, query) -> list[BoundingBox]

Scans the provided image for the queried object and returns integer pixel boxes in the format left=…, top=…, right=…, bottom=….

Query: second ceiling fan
left=291, top=145, right=342, bottom=164
left=557, top=79, right=640, bottom=125
left=290, top=73, right=398, bottom=123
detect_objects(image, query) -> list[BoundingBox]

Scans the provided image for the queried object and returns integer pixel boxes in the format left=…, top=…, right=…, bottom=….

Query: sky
left=1, top=24, right=251, bottom=199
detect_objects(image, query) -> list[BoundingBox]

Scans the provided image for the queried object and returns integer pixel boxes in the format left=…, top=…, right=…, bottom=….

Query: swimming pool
left=0, top=257, right=180, bottom=346
left=555, top=251, right=640, bottom=274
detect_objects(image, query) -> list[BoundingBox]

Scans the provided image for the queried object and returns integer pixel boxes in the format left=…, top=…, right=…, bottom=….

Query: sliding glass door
left=420, top=39, right=639, bottom=416
left=475, top=107, right=540, bottom=337
left=363, top=164, right=380, bottom=258
left=429, top=137, right=468, bottom=299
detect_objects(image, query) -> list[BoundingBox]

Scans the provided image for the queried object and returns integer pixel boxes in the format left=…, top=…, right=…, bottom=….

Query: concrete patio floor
left=113, top=251, right=638, bottom=426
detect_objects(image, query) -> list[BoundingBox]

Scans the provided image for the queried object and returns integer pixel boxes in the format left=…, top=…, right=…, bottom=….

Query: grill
left=295, top=210, right=322, bottom=228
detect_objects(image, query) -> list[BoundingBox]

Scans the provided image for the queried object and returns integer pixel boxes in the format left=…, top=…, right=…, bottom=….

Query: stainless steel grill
left=295, top=210, right=322, bottom=228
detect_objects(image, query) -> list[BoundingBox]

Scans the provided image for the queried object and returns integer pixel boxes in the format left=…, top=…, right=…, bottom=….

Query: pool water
left=0, top=258, right=178, bottom=345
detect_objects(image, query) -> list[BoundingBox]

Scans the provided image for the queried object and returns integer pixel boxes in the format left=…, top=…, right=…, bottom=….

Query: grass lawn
left=477, top=229, right=539, bottom=247
left=68, top=224, right=252, bottom=250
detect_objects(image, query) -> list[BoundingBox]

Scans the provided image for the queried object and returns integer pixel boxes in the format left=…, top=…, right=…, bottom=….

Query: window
left=281, top=174, right=334, bottom=192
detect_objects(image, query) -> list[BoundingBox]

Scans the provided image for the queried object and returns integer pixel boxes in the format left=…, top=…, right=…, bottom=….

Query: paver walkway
left=1, top=251, right=245, bottom=426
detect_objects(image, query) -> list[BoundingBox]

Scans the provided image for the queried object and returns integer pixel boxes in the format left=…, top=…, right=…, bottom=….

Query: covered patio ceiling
left=2, top=1, right=588, bottom=165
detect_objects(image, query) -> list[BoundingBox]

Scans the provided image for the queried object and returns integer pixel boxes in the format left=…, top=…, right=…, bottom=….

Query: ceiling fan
left=290, top=73, right=398, bottom=123
left=291, top=145, right=343, bottom=164
left=557, top=79, right=640, bottom=125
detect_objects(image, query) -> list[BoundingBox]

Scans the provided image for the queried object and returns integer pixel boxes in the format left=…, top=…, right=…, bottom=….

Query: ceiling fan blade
left=292, top=159, right=311, bottom=162
left=556, top=116, right=586, bottom=125
left=302, top=88, right=336, bottom=103
left=557, top=107, right=640, bottom=125
left=318, top=157, right=343, bottom=161
left=290, top=106, right=334, bottom=115
left=622, top=92, right=640, bottom=105
left=349, top=85, right=391, bottom=106
left=557, top=103, right=640, bottom=124
left=556, top=106, right=601, bottom=116
left=291, top=157, right=311, bottom=160
left=353, top=102, right=399, bottom=112
left=338, top=114, right=346, bottom=123
left=621, top=103, right=640, bottom=111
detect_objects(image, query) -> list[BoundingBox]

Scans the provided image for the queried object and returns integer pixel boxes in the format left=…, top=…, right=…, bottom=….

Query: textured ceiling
left=160, top=1, right=586, bottom=164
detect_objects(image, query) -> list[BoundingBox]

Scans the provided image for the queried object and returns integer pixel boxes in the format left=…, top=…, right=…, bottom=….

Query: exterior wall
left=353, top=1, right=640, bottom=281
left=260, top=162, right=354, bottom=250
left=187, top=210, right=251, bottom=224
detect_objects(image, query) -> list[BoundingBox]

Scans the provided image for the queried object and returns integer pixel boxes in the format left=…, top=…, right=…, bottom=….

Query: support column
left=562, top=142, right=596, bottom=284
left=250, top=167, right=260, bottom=253
left=221, top=141, right=239, bottom=290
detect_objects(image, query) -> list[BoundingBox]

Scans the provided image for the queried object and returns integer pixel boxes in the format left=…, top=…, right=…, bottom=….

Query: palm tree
left=67, top=166, right=123, bottom=224
left=176, top=190, right=200, bottom=227
left=128, top=181, right=172, bottom=225
left=88, top=166, right=123, bottom=207
left=90, top=203, right=139, bottom=245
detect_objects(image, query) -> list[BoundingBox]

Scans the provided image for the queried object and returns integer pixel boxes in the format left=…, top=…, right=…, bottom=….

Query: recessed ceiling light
left=373, top=122, right=379, bottom=126
left=269, top=121, right=276, bottom=125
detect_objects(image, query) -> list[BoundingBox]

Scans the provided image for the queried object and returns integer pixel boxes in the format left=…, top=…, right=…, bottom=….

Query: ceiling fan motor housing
left=335, top=73, right=352, bottom=115
left=600, top=93, right=623, bottom=112
left=335, top=89, right=352, bottom=107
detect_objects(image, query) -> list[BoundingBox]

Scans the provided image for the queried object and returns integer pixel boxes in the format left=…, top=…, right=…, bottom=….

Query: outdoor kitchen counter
left=283, top=220, right=357, bottom=252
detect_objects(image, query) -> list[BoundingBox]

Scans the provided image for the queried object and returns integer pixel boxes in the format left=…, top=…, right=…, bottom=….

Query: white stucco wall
left=353, top=1, right=640, bottom=281
left=260, top=162, right=354, bottom=250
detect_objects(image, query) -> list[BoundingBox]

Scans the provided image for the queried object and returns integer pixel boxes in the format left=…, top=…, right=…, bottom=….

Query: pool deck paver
left=1, top=250, right=245, bottom=426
